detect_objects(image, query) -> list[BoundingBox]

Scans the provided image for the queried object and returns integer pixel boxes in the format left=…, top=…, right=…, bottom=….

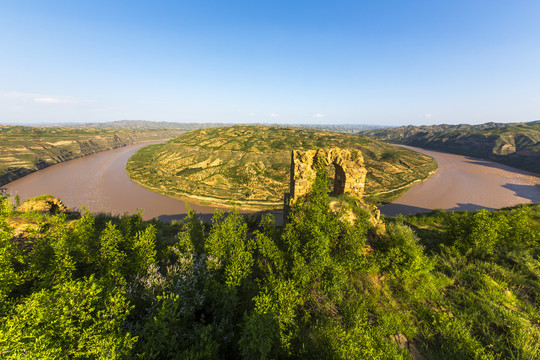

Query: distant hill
left=56, top=120, right=229, bottom=130
left=0, top=125, right=185, bottom=186
left=298, top=124, right=385, bottom=134
left=51, top=120, right=382, bottom=133
left=126, top=125, right=437, bottom=209
left=34, top=120, right=384, bottom=134
left=362, top=120, right=540, bottom=174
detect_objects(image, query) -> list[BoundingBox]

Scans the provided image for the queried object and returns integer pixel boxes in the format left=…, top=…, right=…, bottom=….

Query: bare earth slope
left=0, top=125, right=184, bottom=186
left=362, top=120, right=540, bottom=174
left=126, top=125, right=437, bottom=209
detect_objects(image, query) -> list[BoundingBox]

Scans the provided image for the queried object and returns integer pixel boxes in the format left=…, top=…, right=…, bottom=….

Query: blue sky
left=1, top=1, right=539, bottom=126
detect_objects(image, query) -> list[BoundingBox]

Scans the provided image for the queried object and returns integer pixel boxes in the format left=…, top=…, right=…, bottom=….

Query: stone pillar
left=288, top=147, right=367, bottom=201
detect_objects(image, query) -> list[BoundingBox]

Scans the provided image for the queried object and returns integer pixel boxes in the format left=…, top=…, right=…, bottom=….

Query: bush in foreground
left=0, top=179, right=539, bottom=359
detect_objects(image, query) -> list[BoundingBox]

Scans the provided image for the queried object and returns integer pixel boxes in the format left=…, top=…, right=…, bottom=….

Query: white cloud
left=314, top=113, right=324, bottom=118
left=1, top=91, right=85, bottom=105
left=34, top=96, right=73, bottom=104
left=138, top=100, right=166, bottom=105
left=425, top=113, right=432, bottom=118
left=270, top=113, right=280, bottom=117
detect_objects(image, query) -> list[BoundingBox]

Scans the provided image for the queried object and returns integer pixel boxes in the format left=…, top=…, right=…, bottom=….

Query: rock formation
left=289, top=147, right=367, bottom=200
left=17, top=195, right=69, bottom=214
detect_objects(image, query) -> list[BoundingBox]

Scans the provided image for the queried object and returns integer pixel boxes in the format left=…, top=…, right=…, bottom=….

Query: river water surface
left=380, top=146, right=540, bottom=216
left=2, top=143, right=223, bottom=221
left=2, top=143, right=539, bottom=220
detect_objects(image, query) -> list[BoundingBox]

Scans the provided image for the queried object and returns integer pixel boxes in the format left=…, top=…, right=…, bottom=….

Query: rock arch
left=289, top=147, right=367, bottom=200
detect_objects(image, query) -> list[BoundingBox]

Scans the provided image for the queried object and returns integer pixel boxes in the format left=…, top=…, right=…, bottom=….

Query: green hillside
left=1, top=173, right=539, bottom=359
left=0, top=125, right=185, bottom=186
left=362, top=120, right=540, bottom=173
left=126, top=125, right=437, bottom=209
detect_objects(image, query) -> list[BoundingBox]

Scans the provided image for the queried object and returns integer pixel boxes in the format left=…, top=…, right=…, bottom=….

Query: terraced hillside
left=127, top=125, right=437, bottom=209
left=363, top=120, right=540, bottom=174
left=0, top=125, right=184, bottom=186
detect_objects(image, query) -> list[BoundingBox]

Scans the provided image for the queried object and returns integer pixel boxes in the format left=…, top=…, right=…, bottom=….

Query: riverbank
left=0, top=125, right=185, bottom=186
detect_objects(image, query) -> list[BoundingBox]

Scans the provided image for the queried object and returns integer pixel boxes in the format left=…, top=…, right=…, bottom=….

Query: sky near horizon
left=1, top=1, right=539, bottom=126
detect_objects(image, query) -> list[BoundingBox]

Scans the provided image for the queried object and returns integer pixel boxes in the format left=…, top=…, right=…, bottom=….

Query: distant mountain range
left=50, top=120, right=228, bottom=130
left=298, top=124, right=384, bottom=133
left=362, top=120, right=540, bottom=174
left=37, top=120, right=383, bottom=133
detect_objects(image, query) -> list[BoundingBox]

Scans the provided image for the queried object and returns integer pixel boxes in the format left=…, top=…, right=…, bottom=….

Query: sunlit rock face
left=289, top=147, right=367, bottom=200
left=17, top=195, right=69, bottom=214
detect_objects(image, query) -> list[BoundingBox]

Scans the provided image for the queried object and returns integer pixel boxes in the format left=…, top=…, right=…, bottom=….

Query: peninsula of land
left=126, top=125, right=438, bottom=209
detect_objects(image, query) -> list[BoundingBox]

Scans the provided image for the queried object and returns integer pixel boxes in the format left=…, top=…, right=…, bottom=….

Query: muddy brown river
left=2, top=143, right=539, bottom=220
left=380, top=146, right=540, bottom=216
left=1, top=143, right=226, bottom=221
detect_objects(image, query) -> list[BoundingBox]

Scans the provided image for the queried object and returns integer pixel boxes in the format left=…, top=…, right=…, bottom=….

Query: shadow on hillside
left=448, top=203, right=496, bottom=212
left=501, top=183, right=540, bottom=203
left=156, top=209, right=285, bottom=226
left=464, top=158, right=507, bottom=170
left=379, top=203, right=432, bottom=217
left=380, top=202, right=499, bottom=217
left=464, top=158, right=540, bottom=176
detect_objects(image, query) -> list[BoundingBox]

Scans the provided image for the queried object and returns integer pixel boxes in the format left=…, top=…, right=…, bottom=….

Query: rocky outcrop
left=391, top=334, right=424, bottom=360
left=289, top=148, right=367, bottom=200
left=285, top=148, right=384, bottom=231
left=17, top=195, right=69, bottom=214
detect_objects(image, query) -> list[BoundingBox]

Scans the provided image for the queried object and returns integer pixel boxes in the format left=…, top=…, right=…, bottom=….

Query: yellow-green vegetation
left=0, top=125, right=185, bottom=186
left=127, top=125, right=437, bottom=208
left=1, top=169, right=539, bottom=359
left=363, top=120, right=540, bottom=174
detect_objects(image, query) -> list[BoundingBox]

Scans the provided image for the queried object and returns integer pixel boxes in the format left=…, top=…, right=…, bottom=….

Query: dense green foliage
left=1, top=175, right=539, bottom=358
left=362, top=120, right=540, bottom=174
left=127, top=125, right=437, bottom=209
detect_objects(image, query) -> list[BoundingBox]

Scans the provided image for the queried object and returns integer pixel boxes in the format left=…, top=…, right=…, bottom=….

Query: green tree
left=130, top=224, right=157, bottom=276
left=0, top=276, right=135, bottom=359
left=0, top=218, right=21, bottom=309
left=449, top=209, right=499, bottom=257
left=99, top=222, right=126, bottom=282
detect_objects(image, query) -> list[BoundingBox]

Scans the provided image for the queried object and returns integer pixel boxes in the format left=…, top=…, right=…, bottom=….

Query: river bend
left=2, top=143, right=221, bottom=221
left=380, top=146, right=540, bottom=216
left=2, top=143, right=539, bottom=219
